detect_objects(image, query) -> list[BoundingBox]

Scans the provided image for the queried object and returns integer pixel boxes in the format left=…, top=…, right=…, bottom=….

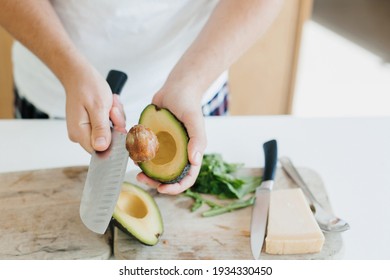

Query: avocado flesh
left=138, top=104, right=190, bottom=183
left=112, top=182, right=163, bottom=246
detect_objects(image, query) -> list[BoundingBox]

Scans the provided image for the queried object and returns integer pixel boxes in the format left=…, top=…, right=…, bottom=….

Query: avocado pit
left=126, top=124, right=159, bottom=162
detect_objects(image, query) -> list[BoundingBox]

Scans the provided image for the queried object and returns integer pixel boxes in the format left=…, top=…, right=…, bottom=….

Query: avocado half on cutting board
left=137, top=104, right=190, bottom=184
left=112, top=182, right=163, bottom=246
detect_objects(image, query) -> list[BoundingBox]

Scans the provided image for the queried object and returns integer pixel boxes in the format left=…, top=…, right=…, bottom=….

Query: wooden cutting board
left=0, top=166, right=344, bottom=260
left=114, top=168, right=344, bottom=260
left=0, top=166, right=111, bottom=260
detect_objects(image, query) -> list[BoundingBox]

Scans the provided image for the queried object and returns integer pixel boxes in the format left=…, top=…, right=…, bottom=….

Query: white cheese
left=265, top=188, right=325, bottom=255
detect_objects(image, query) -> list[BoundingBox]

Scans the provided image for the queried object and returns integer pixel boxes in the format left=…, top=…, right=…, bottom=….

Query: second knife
left=250, top=139, right=278, bottom=260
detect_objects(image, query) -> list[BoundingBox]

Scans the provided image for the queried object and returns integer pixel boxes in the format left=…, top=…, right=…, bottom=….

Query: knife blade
left=250, top=139, right=278, bottom=259
left=80, top=70, right=128, bottom=234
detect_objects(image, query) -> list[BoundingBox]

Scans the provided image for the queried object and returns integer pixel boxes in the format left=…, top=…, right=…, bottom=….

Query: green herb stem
left=184, top=190, right=223, bottom=211
left=202, top=196, right=255, bottom=217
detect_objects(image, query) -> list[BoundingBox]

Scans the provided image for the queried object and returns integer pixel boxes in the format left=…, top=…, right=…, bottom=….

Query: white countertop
left=1, top=116, right=389, bottom=260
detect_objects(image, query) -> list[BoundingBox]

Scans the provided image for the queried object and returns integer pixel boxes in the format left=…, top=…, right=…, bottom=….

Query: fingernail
left=94, top=137, right=107, bottom=148
left=193, top=151, right=202, bottom=165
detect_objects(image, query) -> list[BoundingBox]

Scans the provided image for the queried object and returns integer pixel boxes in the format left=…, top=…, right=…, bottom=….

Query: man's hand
left=136, top=88, right=207, bottom=195
left=65, top=68, right=126, bottom=153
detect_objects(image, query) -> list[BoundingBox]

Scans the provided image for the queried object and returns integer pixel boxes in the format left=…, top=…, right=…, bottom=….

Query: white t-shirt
left=12, top=0, right=226, bottom=125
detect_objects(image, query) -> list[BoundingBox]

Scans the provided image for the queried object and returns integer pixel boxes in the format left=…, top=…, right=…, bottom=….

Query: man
left=0, top=0, right=283, bottom=194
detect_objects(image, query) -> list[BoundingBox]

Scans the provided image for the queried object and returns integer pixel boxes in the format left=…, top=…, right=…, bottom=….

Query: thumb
left=188, top=134, right=207, bottom=166
left=90, top=109, right=111, bottom=151
left=182, top=110, right=207, bottom=166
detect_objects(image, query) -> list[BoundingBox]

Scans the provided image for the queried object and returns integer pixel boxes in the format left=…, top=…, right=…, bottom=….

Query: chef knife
left=80, top=70, right=128, bottom=234
left=250, top=139, right=278, bottom=259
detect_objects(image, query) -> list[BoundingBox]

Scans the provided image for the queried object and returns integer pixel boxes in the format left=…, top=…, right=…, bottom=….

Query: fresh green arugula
left=184, top=154, right=261, bottom=217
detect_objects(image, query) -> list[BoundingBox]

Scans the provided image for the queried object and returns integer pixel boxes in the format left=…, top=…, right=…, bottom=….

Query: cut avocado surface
left=138, top=104, right=190, bottom=184
left=112, top=182, right=163, bottom=246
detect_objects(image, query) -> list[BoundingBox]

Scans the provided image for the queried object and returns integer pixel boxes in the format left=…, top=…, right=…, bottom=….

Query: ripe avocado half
left=112, top=182, right=163, bottom=246
left=138, top=104, right=190, bottom=184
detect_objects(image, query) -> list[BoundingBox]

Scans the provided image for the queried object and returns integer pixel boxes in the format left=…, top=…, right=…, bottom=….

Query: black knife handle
left=106, top=70, right=128, bottom=95
left=263, top=139, right=278, bottom=181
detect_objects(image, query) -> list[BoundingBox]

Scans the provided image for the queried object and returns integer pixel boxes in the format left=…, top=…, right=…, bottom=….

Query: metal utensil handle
left=263, top=139, right=278, bottom=181
left=279, top=157, right=321, bottom=205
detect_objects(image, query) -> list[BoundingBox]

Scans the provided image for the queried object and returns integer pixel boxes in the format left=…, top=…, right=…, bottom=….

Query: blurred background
left=1, top=0, right=389, bottom=119
left=294, top=0, right=390, bottom=117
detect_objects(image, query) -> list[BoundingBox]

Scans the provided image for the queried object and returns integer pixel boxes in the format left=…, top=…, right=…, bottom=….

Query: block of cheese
left=265, top=188, right=325, bottom=255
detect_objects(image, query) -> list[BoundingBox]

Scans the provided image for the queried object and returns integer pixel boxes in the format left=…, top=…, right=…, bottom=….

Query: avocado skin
left=110, top=218, right=161, bottom=246
left=160, top=162, right=190, bottom=184
left=139, top=161, right=190, bottom=184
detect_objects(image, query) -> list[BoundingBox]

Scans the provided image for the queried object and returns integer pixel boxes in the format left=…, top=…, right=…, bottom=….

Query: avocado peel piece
left=136, top=104, right=190, bottom=184
left=112, top=182, right=163, bottom=246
